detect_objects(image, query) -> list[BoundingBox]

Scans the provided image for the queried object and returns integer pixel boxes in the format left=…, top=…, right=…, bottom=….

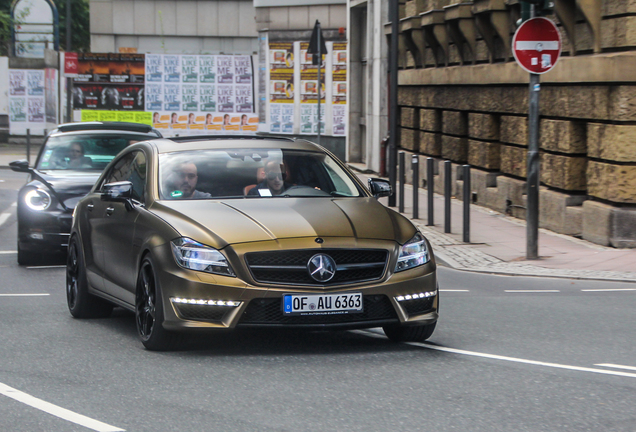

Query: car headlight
left=395, top=233, right=430, bottom=272
left=171, top=237, right=235, bottom=277
left=24, top=188, right=52, bottom=211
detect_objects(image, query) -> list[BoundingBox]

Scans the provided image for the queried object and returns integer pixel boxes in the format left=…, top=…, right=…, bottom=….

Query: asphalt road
left=1, top=169, right=635, bottom=432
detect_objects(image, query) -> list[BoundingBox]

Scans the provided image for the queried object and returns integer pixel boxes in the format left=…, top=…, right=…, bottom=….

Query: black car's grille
left=401, top=298, right=435, bottom=316
left=174, top=304, right=229, bottom=322
left=239, top=295, right=398, bottom=325
left=245, top=249, right=388, bottom=285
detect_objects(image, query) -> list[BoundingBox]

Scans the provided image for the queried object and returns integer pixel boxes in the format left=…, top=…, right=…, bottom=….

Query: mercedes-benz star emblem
left=307, top=254, right=337, bottom=283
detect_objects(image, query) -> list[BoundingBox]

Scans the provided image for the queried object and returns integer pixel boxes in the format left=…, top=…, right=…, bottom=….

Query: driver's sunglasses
left=267, top=171, right=286, bottom=181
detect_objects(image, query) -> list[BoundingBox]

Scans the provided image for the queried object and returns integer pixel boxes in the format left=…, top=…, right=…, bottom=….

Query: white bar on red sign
left=515, top=41, right=560, bottom=51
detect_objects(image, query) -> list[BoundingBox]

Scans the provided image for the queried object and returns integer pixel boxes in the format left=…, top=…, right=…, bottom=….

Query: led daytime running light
left=171, top=298, right=241, bottom=307
left=395, top=291, right=437, bottom=302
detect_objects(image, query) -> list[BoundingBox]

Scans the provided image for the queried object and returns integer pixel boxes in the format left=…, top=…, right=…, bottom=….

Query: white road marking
left=0, top=293, right=49, bottom=297
left=505, top=290, right=560, bottom=293
left=0, top=382, right=125, bottom=432
left=582, top=288, right=636, bottom=292
left=26, top=265, right=66, bottom=269
left=0, top=250, right=17, bottom=254
left=439, top=289, right=470, bottom=292
left=595, top=363, right=636, bottom=372
left=353, top=329, right=636, bottom=379
left=0, top=213, right=10, bottom=227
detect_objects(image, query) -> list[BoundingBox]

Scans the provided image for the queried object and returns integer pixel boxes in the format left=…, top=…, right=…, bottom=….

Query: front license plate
left=283, top=293, right=363, bottom=315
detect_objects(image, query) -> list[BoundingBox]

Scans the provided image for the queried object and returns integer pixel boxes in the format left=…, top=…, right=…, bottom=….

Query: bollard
left=427, top=157, right=434, bottom=226
left=26, top=129, right=31, bottom=165
left=412, top=155, right=419, bottom=219
left=398, top=151, right=405, bottom=213
left=444, top=160, right=451, bottom=233
left=463, top=165, right=471, bottom=243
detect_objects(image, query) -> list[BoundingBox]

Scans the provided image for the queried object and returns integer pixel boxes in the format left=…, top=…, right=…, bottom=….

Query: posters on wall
left=268, top=42, right=295, bottom=134
left=145, top=54, right=257, bottom=135
left=299, top=42, right=326, bottom=135
left=73, top=53, right=146, bottom=111
left=331, top=42, right=347, bottom=136
left=81, top=110, right=152, bottom=125
left=9, top=69, right=51, bottom=135
left=267, top=41, right=347, bottom=137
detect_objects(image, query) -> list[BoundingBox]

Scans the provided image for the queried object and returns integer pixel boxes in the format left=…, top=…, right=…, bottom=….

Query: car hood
left=34, top=170, right=101, bottom=209
left=151, top=197, right=417, bottom=249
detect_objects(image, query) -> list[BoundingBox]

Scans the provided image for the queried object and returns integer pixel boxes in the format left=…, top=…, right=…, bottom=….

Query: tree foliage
left=0, top=0, right=90, bottom=55
left=56, top=0, right=90, bottom=53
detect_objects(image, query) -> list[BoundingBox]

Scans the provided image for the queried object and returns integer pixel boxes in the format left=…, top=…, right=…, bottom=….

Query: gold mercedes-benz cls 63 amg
left=66, top=136, right=439, bottom=350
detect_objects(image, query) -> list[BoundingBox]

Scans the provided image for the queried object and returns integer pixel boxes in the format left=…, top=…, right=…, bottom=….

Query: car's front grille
left=174, top=304, right=229, bottom=322
left=401, top=297, right=435, bottom=316
left=238, top=295, right=398, bottom=325
left=244, top=249, right=388, bottom=285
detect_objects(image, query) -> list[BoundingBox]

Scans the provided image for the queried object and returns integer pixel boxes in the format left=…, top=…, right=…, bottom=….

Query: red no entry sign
left=512, top=17, right=562, bottom=74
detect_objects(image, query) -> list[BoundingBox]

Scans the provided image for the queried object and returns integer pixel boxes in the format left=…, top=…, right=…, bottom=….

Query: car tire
left=382, top=322, right=436, bottom=343
left=66, top=237, right=113, bottom=318
left=136, top=256, right=182, bottom=351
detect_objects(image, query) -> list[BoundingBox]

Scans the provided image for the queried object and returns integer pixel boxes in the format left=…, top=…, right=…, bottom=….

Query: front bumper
left=18, top=207, right=73, bottom=254
left=153, top=240, right=439, bottom=332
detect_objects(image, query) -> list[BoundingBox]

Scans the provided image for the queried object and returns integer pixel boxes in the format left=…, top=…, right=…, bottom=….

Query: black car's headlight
left=171, top=237, right=235, bottom=277
left=24, top=188, right=52, bottom=211
left=395, top=233, right=430, bottom=272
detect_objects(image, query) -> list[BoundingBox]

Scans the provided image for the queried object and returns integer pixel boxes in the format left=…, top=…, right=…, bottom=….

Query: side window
left=102, top=152, right=135, bottom=188
left=129, top=152, right=147, bottom=202
left=100, top=151, right=147, bottom=202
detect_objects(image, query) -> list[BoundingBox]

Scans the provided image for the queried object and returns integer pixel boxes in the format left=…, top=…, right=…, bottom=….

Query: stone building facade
left=382, top=0, right=636, bottom=248
left=90, top=0, right=259, bottom=54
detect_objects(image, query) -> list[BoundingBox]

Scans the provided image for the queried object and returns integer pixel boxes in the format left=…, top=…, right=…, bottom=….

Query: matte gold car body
left=71, top=137, right=438, bottom=333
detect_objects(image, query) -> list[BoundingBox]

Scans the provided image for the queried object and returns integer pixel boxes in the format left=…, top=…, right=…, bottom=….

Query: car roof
left=151, top=135, right=325, bottom=154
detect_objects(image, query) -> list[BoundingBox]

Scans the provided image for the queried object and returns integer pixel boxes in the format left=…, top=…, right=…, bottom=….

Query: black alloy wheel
left=66, top=237, right=113, bottom=318
left=135, top=257, right=182, bottom=351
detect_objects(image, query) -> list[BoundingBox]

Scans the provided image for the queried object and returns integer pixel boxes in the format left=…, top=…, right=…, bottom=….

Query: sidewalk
left=354, top=170, right=636, bottom=283
left=1, top=143, right=634, bottom=282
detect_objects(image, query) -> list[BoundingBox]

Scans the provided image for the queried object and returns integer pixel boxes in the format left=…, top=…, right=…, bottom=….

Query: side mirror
left=9, top=160, right=31, bottom=173
left=102, top=181, right=133, bottom=206
left=368, top=178, right=392, bottom=198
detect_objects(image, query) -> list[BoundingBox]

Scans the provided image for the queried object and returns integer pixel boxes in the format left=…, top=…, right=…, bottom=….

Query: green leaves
left=56, top=0, right=90, bottom=53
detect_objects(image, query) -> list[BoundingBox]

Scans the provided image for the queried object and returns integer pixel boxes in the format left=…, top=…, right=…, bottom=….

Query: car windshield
left=158, top=149, right=364, bottom=200
left=36, top=133, right=150, bottom=171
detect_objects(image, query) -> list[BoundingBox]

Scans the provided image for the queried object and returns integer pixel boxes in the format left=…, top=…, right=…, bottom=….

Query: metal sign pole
left=317, top=21, right=321, bottom=146
left=388, top=0, right=399, bottom=207
left=526, top=4, right=539, bottom=259
left=66, top=0, right=72, bottom=123
left=526, top=72, right=540, bottom=259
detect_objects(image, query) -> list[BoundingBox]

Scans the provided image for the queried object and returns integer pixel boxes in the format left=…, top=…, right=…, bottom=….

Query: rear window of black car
left=36, top=134, right=150, bottom=171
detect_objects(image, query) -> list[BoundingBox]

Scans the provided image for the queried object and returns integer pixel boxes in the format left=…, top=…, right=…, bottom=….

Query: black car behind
left=10, top=122, right=162, bottom=265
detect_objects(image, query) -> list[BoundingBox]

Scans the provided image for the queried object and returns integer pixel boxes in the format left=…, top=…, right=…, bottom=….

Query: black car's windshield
left=159, top=149, right=364, bottom=200
left=36, top=134, right=150, bottom=171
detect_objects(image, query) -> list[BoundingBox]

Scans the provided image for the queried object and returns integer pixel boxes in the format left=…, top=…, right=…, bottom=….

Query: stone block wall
left=396, top=83, right=636, bottom=247
left=391, top=0, right=636, bottom=247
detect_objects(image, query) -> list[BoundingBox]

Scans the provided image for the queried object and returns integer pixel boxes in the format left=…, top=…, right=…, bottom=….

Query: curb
left=415, top=223, right=636, bottom=283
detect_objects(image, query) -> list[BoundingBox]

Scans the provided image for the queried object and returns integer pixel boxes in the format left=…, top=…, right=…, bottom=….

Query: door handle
left=105, top=207, right=114, bottom=216
left=87, top=203, right=94, bottom=212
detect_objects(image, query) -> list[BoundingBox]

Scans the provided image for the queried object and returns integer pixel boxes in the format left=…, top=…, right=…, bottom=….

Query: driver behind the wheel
left=248, top=160, right=290, bottom=197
